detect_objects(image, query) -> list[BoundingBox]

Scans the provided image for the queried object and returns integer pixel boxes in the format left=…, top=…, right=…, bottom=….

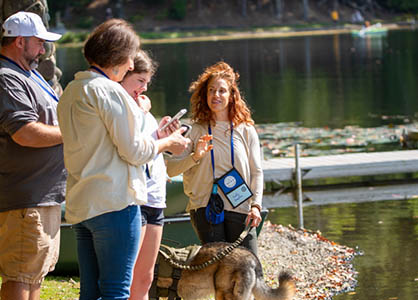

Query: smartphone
left=180, top=124, right=191, bottom=137
left=164, top=124, right=191, bottom=157
left=160, top=109, right=187, bottom=131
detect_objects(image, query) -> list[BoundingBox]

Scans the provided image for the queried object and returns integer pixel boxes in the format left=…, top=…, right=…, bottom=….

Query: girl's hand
left=137, top=95, right=151, bottom=113
left=192, top=134, right=213, bottom=162
left=246, top=206, right=262, bottom=227
left=157, top=116, right=180, bottom=139
left=165, top=127, right=191, bottom=155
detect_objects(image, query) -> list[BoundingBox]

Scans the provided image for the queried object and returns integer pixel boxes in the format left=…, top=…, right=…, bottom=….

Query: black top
left=0, top=57, right=66, bottom=212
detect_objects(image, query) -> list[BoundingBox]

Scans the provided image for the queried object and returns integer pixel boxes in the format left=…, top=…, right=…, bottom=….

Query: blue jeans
left=73, top=205, right=141, bottom=300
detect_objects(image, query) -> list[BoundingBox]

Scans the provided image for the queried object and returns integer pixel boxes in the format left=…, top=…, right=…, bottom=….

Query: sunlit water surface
left=268, top=199, right=418, bottom=300
left=57, top=29, right=418, bottom=128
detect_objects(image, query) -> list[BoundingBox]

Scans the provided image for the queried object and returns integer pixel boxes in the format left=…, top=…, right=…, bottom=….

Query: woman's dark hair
left=83, top=19, right=140, bottom=68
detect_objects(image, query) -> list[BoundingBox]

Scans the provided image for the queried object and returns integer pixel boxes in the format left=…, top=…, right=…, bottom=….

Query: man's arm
left=12, top=122, right=62, bottom=148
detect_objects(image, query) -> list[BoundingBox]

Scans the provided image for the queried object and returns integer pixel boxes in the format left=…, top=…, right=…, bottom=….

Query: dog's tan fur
left=174, top=242, right=296, bottom=300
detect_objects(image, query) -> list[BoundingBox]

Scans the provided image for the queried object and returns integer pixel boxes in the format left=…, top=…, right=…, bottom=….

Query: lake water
left=56, top=29, right=418, bottom=128
left=55, top=29, right=418, bottom=299
left=268, top=198, right=418, bottom=300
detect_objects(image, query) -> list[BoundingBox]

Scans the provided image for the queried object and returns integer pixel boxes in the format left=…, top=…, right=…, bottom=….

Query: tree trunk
left=274, top=0, right=284, bottom=20
left=318, top=0, right=328, bottom=7
left=114, top=0, right=124, bottom=19
left=241, top=0, right=247, bottom=17
left=366, top=0, right=375, bottom=16
left=196, top=0, right=202, bottom=16
left=303, top=0, right=309, bottom=21
left=333, top=0, right=339, bottom=11
left=256, top=0, right=262, bottom=10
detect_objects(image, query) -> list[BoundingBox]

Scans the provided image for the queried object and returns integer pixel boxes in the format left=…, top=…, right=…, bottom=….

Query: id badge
left=216, top=168, right=253, bottom=208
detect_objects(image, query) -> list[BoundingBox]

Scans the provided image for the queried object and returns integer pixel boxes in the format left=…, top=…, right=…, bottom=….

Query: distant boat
left=351, top=23, right=388, bottom=37
left=401, top=128, right=418, bottom=149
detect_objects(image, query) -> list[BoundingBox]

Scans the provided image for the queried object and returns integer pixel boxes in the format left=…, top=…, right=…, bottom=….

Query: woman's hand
left=192, top=134, right=213, bottom=162
left=246, top=206, right=262, bottom=227
left=157, top=116, right=180, bottom=139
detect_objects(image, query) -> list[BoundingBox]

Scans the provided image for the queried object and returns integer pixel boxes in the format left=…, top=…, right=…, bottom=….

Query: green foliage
left=49, top=0, right=90, bottom=11
left=129, top=14, right=145, bottom=23
left=382, top=0, right=418, bottom=12
left=155, top=8, right=169, bottom=21
left=48, top=0, right=92, bottom=24
left=57, top=32, right=89, bottom=44
left=168, top=0, right=188, bottom=20
left=143, top=0, right=165, bottom=5
left=48, top=0, right=70, bottom=13
left=76, top=16, right=94, bottom=29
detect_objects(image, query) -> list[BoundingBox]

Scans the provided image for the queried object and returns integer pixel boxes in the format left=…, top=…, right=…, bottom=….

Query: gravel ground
left=257, top=221, right=358, bottom=300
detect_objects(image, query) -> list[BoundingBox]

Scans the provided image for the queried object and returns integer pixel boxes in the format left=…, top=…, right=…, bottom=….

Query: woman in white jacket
left=57, top=19, right=189, bottom=300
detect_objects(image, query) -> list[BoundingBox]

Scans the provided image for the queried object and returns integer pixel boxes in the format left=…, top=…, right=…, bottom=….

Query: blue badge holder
left=216, top=167, right=253, bottom=208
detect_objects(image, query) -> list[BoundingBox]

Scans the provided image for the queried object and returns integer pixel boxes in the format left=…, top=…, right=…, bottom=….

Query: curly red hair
left=189, top=61, right=254, bottom=126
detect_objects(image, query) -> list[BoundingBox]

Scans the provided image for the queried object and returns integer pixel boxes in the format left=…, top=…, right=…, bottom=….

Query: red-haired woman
left=167, top=61, right=263, bottom=255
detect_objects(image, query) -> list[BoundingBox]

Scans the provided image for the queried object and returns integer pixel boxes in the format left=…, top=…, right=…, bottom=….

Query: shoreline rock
left=258, top=221, right=359, bottom=299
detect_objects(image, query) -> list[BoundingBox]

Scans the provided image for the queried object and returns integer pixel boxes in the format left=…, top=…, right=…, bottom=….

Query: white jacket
left=57, top=71, right=158, bottom=224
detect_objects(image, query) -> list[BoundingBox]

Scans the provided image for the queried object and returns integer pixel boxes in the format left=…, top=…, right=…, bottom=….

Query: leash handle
left=239, top=223, right=252, bottom=240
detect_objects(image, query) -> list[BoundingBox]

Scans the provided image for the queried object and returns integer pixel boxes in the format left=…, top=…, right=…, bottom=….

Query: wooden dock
left=262, top=150, right=418, bottom=184
left=262, top=182, right=418, bottom=208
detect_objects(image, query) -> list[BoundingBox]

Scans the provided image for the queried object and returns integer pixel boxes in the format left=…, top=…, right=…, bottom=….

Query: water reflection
left=56, top=30, right=418, bottom=128
left=353, top=33, right=386, bottom=60
left=268, top=198, right=418, bottom=300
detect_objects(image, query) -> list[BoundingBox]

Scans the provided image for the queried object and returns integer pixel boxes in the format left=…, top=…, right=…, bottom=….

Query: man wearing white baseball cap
left=0, top=11, right=66, bottom=300
left=2, top=11, right=61, bottom=42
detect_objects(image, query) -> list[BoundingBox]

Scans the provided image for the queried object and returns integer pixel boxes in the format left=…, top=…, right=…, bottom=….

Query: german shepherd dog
left=171, top=242, right=296, bottom=300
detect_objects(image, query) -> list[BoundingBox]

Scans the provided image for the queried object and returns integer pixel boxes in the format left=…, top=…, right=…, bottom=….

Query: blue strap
left=208, top=122, right=234, bottom=180
left=0, top=54, right=30, bottom=75
left=208, top=124, right=215, bottom=179
left=230, top=123, right=235, bottom=166
left=0, top=54, right=59, bottom=102
left=145, top=164, right=151, bottom=179
left=30, top=70, right=59, bottom=102
left=90, top=66, right=110, bottom=79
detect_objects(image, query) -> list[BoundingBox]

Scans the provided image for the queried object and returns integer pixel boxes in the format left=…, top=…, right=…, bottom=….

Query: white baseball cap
left=2, top=11, right=61, bottom=42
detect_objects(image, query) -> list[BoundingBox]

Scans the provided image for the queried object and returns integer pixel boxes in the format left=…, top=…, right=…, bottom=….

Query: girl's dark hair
left=83, top=19, right=140, bottom=68
left=127, top=49, right=158, bottom=77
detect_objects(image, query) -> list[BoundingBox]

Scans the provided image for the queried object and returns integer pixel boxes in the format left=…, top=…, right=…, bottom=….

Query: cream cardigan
left=166, top=121, right=263, bottom=215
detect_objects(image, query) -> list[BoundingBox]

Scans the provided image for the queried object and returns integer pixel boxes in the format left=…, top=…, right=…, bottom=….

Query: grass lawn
left=0, top=276, right=80, bottom=300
